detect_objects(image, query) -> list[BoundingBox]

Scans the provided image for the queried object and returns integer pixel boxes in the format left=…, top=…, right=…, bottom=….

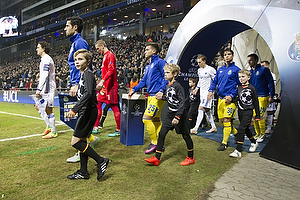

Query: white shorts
left=199, top=91, right=212, bottom=109
left=43, top=92, right=55, bottom=108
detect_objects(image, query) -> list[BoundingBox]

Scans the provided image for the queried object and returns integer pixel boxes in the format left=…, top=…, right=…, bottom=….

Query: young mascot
left=145, top=63, right=194, bottom=166
left=66, top=49, right=109, bottom=180
left=230, top=69, right=260, bottom=157
left=187, top=77, right=200, bottom=128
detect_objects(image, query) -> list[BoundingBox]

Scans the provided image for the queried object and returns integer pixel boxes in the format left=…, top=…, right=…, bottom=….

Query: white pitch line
left=0, top=111, right=64, bottom=125
left=0, top=129, right=73, bottom=142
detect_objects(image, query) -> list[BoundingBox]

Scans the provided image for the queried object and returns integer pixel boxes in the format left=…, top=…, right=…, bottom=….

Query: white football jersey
left=196, top=65, right=216, bottom=94
left=37, top=54, right=56, bottom=94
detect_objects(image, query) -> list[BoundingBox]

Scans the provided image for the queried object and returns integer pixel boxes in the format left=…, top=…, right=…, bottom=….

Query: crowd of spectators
left=0, top=33, right=171, bottom=92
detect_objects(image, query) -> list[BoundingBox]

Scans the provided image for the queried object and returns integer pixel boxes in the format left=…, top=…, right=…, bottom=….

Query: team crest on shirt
left=256, top=71, right=260, bottom=76
left=228, top=70, right=232, bottom=75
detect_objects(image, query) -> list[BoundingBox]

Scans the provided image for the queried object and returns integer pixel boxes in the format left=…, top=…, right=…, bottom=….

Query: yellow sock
left=87, top=134, right=95, bottom=142
left=231, top=123, right=238, bottom=135
left=222, top=122, right=231, bottom=145
left=143, top=118, right=157, bottom=145
left=258, top=119, right=266, bottom=135
left=253, top=120, right=260, bottom=137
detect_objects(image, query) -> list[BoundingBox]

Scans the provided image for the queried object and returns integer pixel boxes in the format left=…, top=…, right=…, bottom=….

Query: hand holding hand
left=172, top=118, right=179, bottom=125
left=155, top=91, right=163, bottom=100
left=66, top=111, right=75, bottom=118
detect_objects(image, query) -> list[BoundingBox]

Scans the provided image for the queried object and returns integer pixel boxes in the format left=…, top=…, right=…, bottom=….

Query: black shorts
left=73, top=107, right=98, bottom=138
left=161, top=110, right=190, bottom=135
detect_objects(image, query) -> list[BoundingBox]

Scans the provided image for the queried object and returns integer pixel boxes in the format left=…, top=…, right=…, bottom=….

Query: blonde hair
left=74, top=49, right=92, bottom=66
left=164, top=63, right=181, bottom=78
left=238, top=69, right=251, bottom=77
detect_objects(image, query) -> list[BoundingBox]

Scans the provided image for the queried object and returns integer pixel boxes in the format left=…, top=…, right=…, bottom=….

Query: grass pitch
left=0, top=102, right=239, bottom=200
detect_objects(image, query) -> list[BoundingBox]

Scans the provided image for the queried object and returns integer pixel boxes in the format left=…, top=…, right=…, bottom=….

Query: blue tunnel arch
left=166, top=0, right=300, bottom=169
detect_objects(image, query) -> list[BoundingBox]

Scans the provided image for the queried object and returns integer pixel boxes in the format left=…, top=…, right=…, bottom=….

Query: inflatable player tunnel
left=166, top=0, right=300, bottom=169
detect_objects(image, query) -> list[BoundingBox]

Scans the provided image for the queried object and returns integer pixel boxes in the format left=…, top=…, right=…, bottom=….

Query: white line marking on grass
left=0, top=129, right=73, bottom=142
left=0, top=111, right=64, bottom=125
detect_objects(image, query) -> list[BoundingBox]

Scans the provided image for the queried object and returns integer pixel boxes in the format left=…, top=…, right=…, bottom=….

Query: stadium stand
left=0, top=0, right=193, bottom=91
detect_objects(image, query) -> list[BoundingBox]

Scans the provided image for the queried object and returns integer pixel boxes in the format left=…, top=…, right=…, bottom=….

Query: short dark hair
left=38, top=41, right=50, bottom=54
left=189, top=77, right=198, bottom=83
left=146, top=42, right=161, bottom=54
left=224, top=48, right=234, bottom=55
left=66, top=16, right=83, bottom=33
left=248, top=53, right=259, bottom=62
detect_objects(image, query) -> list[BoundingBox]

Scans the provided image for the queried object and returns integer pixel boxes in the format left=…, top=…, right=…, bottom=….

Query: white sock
left=193, top=109, right=204, bottom=130
left=48, top=113, right=56, bottom=132
left=267, top=114, right=273, bottom=130
left=39, top=110, right=50, bottom=127
left=205, top=110, right=216, bottom=129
